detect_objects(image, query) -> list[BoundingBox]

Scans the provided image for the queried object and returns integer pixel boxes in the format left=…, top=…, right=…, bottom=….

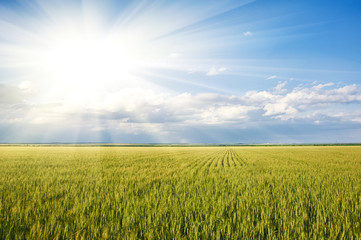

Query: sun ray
left=1, top=0, right=361, bottom=143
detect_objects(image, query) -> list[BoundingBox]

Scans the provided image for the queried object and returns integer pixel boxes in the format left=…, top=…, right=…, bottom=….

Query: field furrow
left=226, top=150, right=231, bottom=167
left=208, top=154, right=218, bottom=169
left=192, top=155, right=213, bottom=174
left=230, top=150, right=239, bottom=167
left=231, top=149, right=247, bottom=166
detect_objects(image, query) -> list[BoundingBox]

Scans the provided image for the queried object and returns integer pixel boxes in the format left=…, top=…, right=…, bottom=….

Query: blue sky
left=0, top=0, right=361, bottom=143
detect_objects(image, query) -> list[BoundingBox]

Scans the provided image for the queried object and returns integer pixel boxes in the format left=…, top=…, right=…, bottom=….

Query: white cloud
left=312, top=82, right=334, bottom=90
left=264, top=102, right=298, bottom=118
left=206, top=67, right=218, bottom=76
left=1, top=83, right=361, bottom=131
left=273, top=81, right=287, bottom=94
left=266, top=75, right=277, bottom=80
left=244, top=90, right=278, bottom=104
left=243, top=31, right=252, bottom=36
left=198, top=105, right=257, bottom=124
left=248, top=83, right=361, bottom=120
left=206, top=67, right=227, bottom=76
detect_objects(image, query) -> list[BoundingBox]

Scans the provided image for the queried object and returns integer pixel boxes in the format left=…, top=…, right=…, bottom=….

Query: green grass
left=0, top=146, right=360, bottom=239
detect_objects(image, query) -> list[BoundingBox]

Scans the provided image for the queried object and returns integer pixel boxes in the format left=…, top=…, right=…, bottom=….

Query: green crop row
left=0, top=146, right=360, bottom=239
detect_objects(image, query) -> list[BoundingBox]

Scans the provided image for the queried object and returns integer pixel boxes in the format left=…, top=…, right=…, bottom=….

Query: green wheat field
left=0, top=146, right=360, bottom=239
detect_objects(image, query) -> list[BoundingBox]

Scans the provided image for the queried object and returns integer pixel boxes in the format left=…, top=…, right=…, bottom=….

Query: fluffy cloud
left=273, top=81, right=287, bottom=94
left=1, top=82, right=361, bottom=142
left=206, top=67, right=227, bottom=76
left=249, top=83, right=361, bottom=120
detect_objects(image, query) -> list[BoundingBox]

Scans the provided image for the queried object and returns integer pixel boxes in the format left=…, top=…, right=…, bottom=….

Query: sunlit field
left=0, top=146, right=360, bottom=239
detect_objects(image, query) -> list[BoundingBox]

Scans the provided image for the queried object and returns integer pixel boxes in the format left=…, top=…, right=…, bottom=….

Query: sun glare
left=41, top=30, right=148, bottom=89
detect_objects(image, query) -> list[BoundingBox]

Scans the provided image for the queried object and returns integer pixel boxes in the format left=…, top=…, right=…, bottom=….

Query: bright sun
left=41, top=29, right=150, bottom=90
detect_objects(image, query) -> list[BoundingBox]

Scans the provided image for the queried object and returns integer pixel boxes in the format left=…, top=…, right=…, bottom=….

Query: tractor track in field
left=174, top=148, right=249, bottom=176
left=186, top=150, right=222, bottom=175
left=197, top=150, right=223, bottom=173
left=230, top=149, right=247, bottom=166
left=191, top=155, right=212, bottom=174
left=229, top=151, right=238, bottom=167
left=201, top=149, right=249, bottom=171
left=139, top=150, right=217, bottom=178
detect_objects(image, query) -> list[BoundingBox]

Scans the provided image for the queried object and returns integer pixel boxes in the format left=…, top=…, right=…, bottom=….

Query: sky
left=0, top=0, right=361, bottom=143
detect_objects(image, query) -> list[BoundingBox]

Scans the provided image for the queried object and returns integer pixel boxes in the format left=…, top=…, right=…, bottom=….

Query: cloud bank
left=1, top=81, right=361, bottom=143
